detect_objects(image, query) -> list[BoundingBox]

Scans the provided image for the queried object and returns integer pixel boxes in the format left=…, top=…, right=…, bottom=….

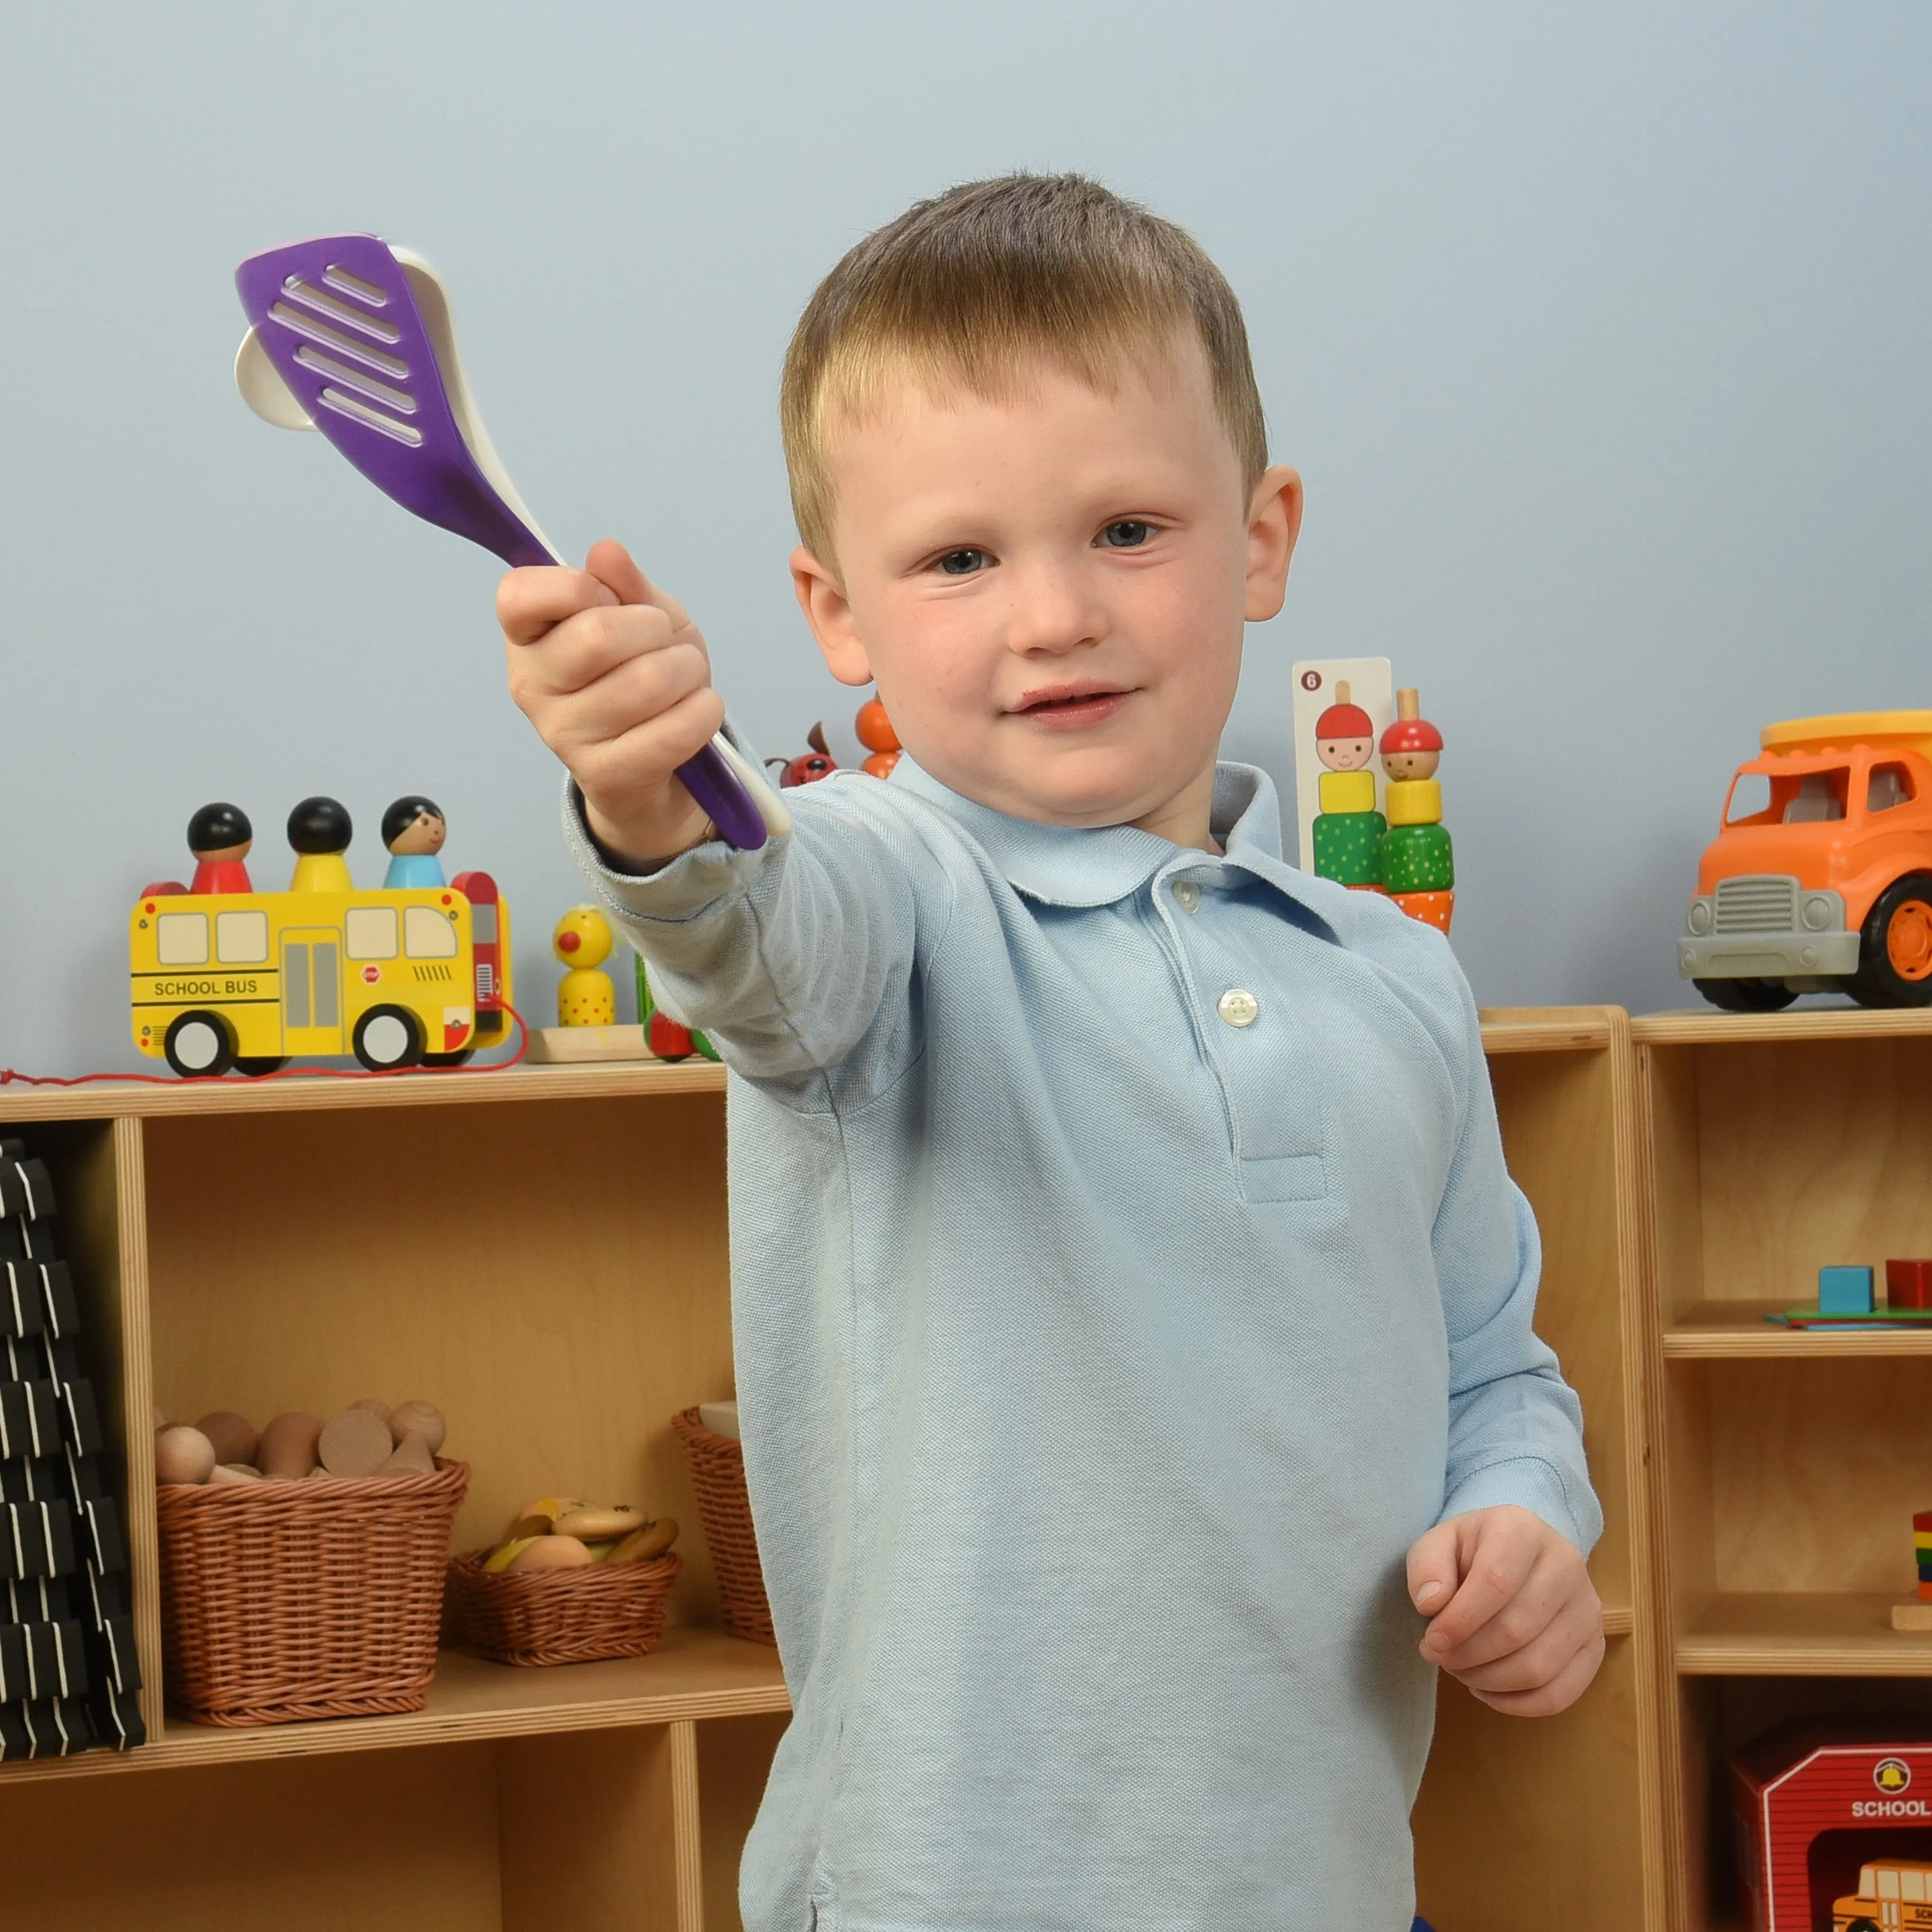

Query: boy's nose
left=1002, top=560, right=1103, bottom=656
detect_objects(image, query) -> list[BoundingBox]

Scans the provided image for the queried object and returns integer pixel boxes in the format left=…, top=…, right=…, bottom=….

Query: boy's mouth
left=1011, top=683, right=1131, bottom=729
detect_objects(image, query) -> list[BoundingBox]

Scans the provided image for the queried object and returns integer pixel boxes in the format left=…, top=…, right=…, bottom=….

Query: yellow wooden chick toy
left=553, top=905, right=617, bottom=1027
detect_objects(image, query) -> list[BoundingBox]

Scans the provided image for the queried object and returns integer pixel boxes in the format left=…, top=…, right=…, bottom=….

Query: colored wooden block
left=1394, top=890, right=1455, bottom=934
left=1381, top=822, right=1455, bottom=894
left=1919, top=1580, right=1932, bottom=1602
left=1818, top=1264, right=1875, bottom=1314
left=1889, top=1259, right=1932, bottom=1310
left=1312, top=811, right=1387, bottom=886
left=1384, top=778, right=1443, bottom=828
left=1917, top=1511, right=1932, bottom=1532
left=1317, top=769, right=1378, bottom=815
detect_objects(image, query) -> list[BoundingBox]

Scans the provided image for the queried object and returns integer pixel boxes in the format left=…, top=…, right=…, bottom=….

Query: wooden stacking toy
left=1379, top=687, right=1455, bottom=934
left=1310, top=681, right=1386, bottom=888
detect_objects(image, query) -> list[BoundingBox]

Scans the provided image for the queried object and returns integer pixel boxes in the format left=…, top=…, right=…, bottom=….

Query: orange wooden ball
left=855, top=699, right=900, bottom=754
left=863, top=750, right=902, bottom=780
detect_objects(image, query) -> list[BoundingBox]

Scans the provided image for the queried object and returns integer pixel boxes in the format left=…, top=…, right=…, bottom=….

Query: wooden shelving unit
left=1634, top=1004, right=1932, bottom=1932
left=0, top=1016, right=1663, bottom=1927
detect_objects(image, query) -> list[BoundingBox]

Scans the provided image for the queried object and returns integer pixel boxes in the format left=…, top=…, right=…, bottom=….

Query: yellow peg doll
left=553, top=905, right=617, bottom=1027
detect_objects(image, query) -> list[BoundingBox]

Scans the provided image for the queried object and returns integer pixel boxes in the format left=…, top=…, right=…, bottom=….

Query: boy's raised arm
left=504, top=544, right=937, bottom=1088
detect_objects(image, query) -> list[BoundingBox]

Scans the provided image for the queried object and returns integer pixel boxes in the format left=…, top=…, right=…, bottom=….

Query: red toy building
left=1734, top=1721, right=1932, bottom=1929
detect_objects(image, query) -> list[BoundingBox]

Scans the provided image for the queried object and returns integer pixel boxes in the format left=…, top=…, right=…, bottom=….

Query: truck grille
left=1714, top=875, right=1798, bottom=933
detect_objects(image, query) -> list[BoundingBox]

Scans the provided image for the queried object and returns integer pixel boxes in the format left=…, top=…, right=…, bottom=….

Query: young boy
left=500, top=174, right=1604, bottom=1931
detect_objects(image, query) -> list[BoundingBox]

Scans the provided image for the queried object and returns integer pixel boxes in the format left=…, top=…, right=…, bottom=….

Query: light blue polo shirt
left=567, top=753, right=1601, bottom=1932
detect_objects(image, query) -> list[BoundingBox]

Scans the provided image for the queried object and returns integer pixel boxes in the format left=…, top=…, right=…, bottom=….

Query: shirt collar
left=882, top=756, right=1352, bottom=943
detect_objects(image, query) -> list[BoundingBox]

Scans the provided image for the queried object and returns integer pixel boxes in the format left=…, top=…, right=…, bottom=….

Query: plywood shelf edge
left=0, top=1629, right=788, bottom=1786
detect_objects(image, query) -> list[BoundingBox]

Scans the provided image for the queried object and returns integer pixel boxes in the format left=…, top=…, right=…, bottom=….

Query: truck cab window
left=1782, top=772, right=1846, bottom=823
left=1724, top=773, right=1772, bottom=824
left=1870, top=763, right=1914, bottom=813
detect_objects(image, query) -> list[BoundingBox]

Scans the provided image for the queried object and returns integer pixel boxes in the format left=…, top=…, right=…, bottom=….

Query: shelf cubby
left=1636, top=1007, right=1932, bottom=1932
left=0, top=1019, right=1660, bottom=1926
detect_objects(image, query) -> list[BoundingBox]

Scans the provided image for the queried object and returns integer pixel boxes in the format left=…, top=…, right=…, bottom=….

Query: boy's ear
left=1244, top=464, right=1304, bottom=624
left=791, top=547, right=875, bottom=687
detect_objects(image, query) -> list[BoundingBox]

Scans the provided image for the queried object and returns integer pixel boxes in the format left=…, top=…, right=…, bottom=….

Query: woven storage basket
left=447, top=1549, right=681, bottom=1665
left=671, top=1405, right=775, bottom=1645
left=157, top=1459, right=469, bottom=1727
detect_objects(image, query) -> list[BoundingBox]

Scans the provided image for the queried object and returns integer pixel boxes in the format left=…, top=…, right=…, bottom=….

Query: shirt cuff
left=1438, top=1455, right=1595, bottom=1555
left=561, top=773, right=778, bottom=927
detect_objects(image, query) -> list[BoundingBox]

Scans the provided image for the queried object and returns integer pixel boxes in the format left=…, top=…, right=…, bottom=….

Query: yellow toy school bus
left=130, top=873, right=513, bottom=1076
left=1837, top=1859, right=1932, bottom=1931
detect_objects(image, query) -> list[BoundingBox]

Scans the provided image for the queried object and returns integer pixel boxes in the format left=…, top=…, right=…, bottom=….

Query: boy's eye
left=1099, top=520, right=1154, bottom=549
left=934, top=548, right=989, bottom=576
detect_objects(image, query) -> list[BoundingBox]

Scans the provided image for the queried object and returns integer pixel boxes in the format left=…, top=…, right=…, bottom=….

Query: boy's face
left=792, top=340, right=1301, bottom=848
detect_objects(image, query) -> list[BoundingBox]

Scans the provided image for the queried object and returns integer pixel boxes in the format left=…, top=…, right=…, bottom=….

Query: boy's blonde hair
left=781, top=173, right=1268, bottom=567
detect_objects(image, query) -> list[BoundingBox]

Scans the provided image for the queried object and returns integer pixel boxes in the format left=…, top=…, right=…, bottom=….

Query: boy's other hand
left=500, top=538, right=724, bottom=867
left=1405, top=1504, right=1604, bottom=1716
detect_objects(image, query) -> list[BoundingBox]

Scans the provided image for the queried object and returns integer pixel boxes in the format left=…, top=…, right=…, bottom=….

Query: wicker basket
left=447, top=1549, right=681, bottom=1665
left=156, top=1459, right=469, bottom=1727
left=671, top=1405, right=775, bottom=1645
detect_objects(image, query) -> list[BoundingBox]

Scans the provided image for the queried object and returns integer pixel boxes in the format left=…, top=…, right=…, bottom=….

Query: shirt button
left=1172, top=881, right=1201, bottom=913
left=1217, top=988, right=1260, bottom=1028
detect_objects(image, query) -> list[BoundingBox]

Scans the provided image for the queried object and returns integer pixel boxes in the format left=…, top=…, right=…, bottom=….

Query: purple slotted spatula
left=234, top=232, right=782, bottom=853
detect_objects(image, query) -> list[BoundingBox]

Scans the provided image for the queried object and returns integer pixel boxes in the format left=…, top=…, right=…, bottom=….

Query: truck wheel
left=1692, top=977, right=1796, bottom=1013
left=352, top=1005, right=424, bottom=1071
left=164, top=1012, right=235, bottom=1078
left=1848, top=873, right=1932, bottom=1009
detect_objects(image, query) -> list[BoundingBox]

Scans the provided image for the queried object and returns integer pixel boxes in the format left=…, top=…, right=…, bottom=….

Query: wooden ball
left=508, top=1535, right=594, bottom=1573
left=349, top=1397, right=392, bottom=1426
left=377, top=1432, right=436, bottom=1476
left=155, top=1425, right=216, bottom=1486
left=319, top=1408, right=394, bottom=1478
left=195, top=1411, right=260, bottom=1466
left=258, top=1412, right=323, bottom=1481
left=388, top=1400, right=446, bottom=1454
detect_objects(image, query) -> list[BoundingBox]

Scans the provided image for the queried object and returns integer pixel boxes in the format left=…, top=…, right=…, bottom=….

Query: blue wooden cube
left=1819, top=1264, right=1875, bottom=1314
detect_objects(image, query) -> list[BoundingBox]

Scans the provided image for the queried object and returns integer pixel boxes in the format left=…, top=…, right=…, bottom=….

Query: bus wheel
left=422, top=1048, right=475, bottom=1068
left=233, top=1056, right=289, bottom=1077
left=1848, top=873, right=1932, bottom=1009
left=164, top=1012, right=234, bottom=1078
left=353, top=1006, right=424, bottom=1072
left=1692, top=977, right=1796, bottom=1013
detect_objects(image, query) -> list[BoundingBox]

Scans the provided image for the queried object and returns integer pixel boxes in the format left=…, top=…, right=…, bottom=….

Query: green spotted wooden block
left=1381, top=822, right=1454, bottom=894
left=1312, top=810, right=1387, bottom=886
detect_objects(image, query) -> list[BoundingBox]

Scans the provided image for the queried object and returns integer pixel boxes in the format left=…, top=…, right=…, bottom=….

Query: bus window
left=346, top=906, right=399, bottom=959
left=215, top=910, right=269, bottom=963
left=157, top=912, right=209, bottom=965
left=404, top=905, right=459, bottom=958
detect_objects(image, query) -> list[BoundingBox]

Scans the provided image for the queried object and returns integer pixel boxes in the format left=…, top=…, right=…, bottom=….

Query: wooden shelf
left=0, top=1016, right=1600, bottom=1128
left=0, top=1626, right=788, bottom=1786
left=1664, top=1300, right=1932, bottom=1357
left=0, top=1057, right=726, bottom=1124
left=0, top=1007, right=1655, bottom=1931
left=1633, top=1004, right=1932, bottom=1046
left=1476, top=1008, right=1616, bottom=1053
left=1678, top=1593, right=1932, bottom=1676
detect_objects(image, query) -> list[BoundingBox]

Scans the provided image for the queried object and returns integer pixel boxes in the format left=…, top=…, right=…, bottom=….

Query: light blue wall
left=3, top=3, right=1927, bottom=1073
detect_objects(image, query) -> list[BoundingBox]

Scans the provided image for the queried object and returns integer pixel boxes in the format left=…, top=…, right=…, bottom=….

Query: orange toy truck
left=1680, top=712, right=1932, bottom=1012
